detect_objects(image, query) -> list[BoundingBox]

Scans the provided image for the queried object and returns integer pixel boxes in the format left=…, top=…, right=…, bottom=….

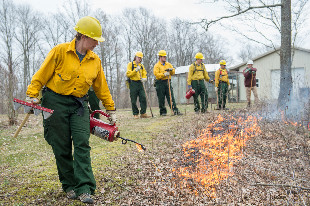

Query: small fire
left=136, top=143, right=144, bottom=152
left=174, top=114, right=261, bottom=197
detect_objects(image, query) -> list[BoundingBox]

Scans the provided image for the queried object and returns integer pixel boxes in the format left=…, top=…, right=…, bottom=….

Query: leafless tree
left=168, top=18, right=197, bottom=67
left=0, top=0, right=18, bottom=125
left=121, top=8, right=167, bottom=94
left=197, top=0, right=309, bottom=108
left=15, top=4, right=41, bottom=97
left=237, top=44, right=268, bottom=62
left=196, top=32, right=232, bottom=64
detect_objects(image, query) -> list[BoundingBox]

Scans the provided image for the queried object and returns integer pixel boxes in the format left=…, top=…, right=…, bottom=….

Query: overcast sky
left=13, top=0, right=310, bottom=65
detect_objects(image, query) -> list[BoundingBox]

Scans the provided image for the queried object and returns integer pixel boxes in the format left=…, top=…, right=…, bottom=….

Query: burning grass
left=173, top=114, right=261, bottom=197
left=1, top=103, right=310, bottom=205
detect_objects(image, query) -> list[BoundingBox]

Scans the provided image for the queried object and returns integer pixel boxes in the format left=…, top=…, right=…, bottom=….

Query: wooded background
left=0, top=0, right=308, bottom=124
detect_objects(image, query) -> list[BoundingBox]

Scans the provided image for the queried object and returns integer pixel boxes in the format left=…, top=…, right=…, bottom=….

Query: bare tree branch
left=197, top=3, right=282, bottom=29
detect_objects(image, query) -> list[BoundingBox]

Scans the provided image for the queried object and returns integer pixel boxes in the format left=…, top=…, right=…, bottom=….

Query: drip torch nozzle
left=119, top=136, right=146, bottom=151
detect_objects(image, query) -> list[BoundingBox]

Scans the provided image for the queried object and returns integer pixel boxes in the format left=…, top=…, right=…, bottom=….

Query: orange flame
left=174, top=114, right=261, bottom=197
left=136, top=143, right=144, bottom=152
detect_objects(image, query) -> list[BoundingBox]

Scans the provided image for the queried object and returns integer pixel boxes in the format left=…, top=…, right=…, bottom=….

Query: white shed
left=229, top=47, right=310, bottom=101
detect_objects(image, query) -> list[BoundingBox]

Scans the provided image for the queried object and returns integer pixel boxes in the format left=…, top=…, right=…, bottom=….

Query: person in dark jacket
left=243, top=60, right=259, bottom=108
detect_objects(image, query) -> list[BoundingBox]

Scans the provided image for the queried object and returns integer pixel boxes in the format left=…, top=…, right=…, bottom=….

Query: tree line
left=0, top=0, right=230, bottom=124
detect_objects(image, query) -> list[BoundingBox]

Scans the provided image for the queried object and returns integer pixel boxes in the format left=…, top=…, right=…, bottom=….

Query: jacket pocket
left=54, top=73, right=72, bottom=94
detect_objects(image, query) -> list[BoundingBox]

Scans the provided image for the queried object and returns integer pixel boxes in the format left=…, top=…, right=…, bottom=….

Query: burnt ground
left=1, top=103, right=310, bottom=205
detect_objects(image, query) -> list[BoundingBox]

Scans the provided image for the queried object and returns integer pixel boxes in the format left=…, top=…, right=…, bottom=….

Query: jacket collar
left=67, top=38, right=96, bottom=60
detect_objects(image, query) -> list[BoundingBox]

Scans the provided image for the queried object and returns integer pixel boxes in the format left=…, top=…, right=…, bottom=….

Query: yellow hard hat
left=74, top=16, right=105, bottom=42
left=135, top=51, right=143, bottom=58
left=195, top=52, right=205, bottom=59
left=158, top=50, right=167, bottom=57
left=219, top=60, right=226, bottom=65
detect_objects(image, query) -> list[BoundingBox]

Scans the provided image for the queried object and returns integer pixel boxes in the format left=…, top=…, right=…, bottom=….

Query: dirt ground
left=0, top=103, right=310, bottom=205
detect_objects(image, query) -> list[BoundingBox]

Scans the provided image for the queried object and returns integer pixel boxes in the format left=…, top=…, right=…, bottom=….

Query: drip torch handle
left=91, top=110, right=116, bottom=126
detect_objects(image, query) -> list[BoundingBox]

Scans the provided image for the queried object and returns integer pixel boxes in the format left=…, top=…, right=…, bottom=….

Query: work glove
left=141, top=78, right=147, bottom=83
left=209, top=79, right=214, bottom=83
left=164, top=72, right=170, bottom=76
left=26, top=96, right=40, bottom=104
left=135, top=66, right=141, bottom=72
left=167, top=68, right=173, bottom=71
left=188, top=85, right=192, bottom=90
left=106, top=110, right=117, bottom=125
left=215, top=87, right=218, bottom=92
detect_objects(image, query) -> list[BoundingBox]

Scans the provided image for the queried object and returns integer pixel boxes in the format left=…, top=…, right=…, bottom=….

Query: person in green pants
left=215, top=60, right=230, bottom=110
left=187, top=52, right=213, bottom=113
left=26, top=16, right=116, bottom=204
left=153, top=50, right=182, bottom=116
left=126, top=51, right=149, bottom=119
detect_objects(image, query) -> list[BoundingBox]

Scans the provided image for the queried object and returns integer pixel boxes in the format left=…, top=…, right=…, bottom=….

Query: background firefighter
left=243, top=60, right=259, bottom=108
left=153, top=50, right=182, bottom=116
left=215, top=60, right=230, bottom=110
left=26, top=16, right=116, bottom=204
left=126, top=51, right=149, bottom=119
left=187, top=52, right=213, bottom=113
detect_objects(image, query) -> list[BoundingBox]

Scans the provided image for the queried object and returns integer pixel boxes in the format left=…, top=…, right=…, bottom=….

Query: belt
left=45, top=87, right=88, bottom=116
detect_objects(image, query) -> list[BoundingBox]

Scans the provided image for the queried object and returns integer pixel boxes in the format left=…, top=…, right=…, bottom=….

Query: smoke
left=257, top=90, right=310, bottom=125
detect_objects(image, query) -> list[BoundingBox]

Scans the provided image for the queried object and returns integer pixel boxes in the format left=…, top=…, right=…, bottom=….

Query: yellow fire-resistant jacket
left=187, top=62, right=210, bottom=85
left=153, top=61, right=175, bottom=80
left=126, top=61, right=147, bottom=81
left=215, top=68, right=230, bottom=87
left=26, top=38, right=115, bottom=110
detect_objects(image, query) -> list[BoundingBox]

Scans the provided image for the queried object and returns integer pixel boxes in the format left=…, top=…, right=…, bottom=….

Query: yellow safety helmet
left=135, top=51, right=143, bottom=58
left=219, top=60, right=226, bottom=65
left=74, top=16, right=105, bottom=42
left=158, top=50, right=167, bottom=57
left=195, top=52, right=205, bottom=59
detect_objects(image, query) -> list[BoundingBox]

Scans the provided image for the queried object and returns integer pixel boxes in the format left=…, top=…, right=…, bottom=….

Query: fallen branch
left=252, top=183, right=310, bottom=191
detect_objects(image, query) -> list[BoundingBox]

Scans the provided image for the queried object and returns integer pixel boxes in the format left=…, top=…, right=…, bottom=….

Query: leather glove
left=26, top=96, right=40, bottom=104
left=215, top=87, right=218, bottom=92
left=209, top=79, right=214, bottom=83
left=106, top=110, right=117, bottom=125
left=164, top=72, right=170, bottom=76
left=141, top=78, right=147, bottom=82
left=135, top=66, right=141, bottom=72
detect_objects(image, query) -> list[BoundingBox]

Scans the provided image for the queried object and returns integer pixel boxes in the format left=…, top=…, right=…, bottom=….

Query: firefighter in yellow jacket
left=153, top=50, right=182, bottom=116
left=26, top=16, right=116, bottom=204
left=215, top=60, right=230, bottom=110
left=126, top=51, right=149, bottom=118
left=187, top=53, right=213, bottom=113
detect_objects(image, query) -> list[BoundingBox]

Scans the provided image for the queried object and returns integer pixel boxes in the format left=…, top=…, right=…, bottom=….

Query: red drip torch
left=185, top=89, right=195, bottom=99
left=90, top=110, right=146, bottom=150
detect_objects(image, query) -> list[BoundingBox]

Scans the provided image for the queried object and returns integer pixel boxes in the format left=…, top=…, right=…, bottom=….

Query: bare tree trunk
left=278, top=0, right=292, bottom=108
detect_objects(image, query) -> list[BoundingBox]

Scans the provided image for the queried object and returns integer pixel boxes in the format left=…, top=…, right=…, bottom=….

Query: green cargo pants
left=155, top=79, right=179, bottom=115
left=129, top=81, right=147, bottom=115
left=192, top=80, right=208, bottom=113
left=88, top=89, right=100, bottom=119
left=41, top=89, right=96, bottom=196
left=218, top=82, right=228, bottom=109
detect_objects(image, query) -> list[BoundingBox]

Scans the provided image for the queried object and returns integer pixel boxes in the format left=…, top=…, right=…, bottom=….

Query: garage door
left=271, top=68, right=305, bottom=99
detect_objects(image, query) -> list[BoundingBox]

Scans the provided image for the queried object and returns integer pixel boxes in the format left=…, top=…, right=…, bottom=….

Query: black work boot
left=66, top=190, right=77, bottom=199
left=79, top=193, right=94, bottom=204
